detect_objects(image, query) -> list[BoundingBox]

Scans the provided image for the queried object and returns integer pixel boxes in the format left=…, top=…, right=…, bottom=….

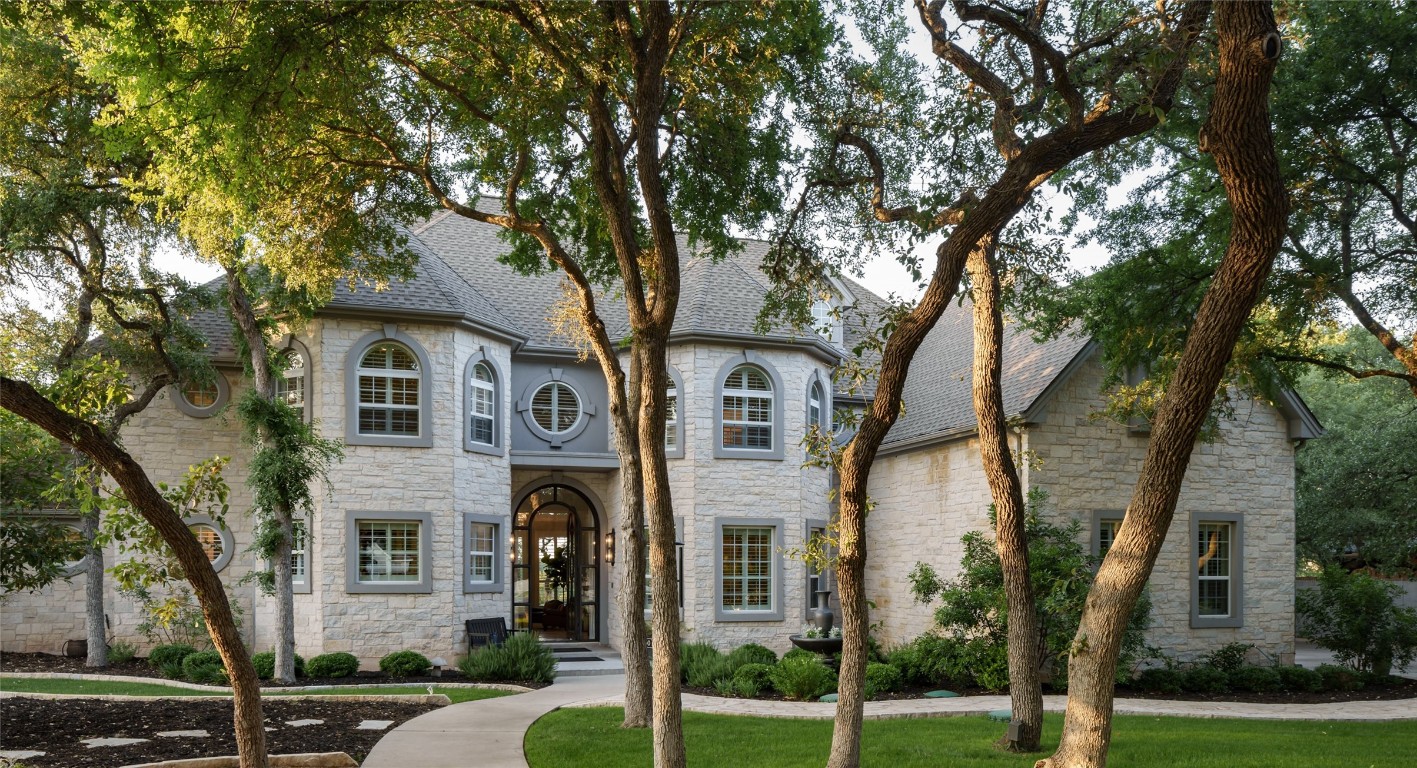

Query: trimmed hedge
left=379, top=650, right=432, bottom=677
left=726, top=643, right=778, bottom=671
left=251, top=651, right=306, bottom=680
left=864, top=662, right=903, bottom=698
left=306, top=652, right=361, bottom=679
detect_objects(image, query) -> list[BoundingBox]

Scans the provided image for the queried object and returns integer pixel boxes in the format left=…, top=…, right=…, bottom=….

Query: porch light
left=605, top=530, right=616, bottom=566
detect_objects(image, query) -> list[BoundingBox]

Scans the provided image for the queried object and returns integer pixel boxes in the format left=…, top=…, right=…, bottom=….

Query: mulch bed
left=0, top=697, right=440, bottom=767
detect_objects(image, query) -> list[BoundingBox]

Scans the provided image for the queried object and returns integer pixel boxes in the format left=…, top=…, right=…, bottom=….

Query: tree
left=84, top=5, right=828, bottom=765
left=773, top=1, right=1211, bottom=760
left=1040, top=3, right=1288, bottom=767
left=0, top=407, right=86, bottom=594
left=0, top=7, right=270, bottom=765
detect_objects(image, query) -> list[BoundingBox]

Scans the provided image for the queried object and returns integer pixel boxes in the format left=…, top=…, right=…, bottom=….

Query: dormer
left=810, top=276, right=855, bottom=347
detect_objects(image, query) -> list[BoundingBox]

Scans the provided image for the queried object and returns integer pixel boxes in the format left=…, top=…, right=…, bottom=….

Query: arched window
left=665, top=374, right=679, bottom=451
left=531, top=381, right=581, bottom=434
left=721, top=365, right=773, bottom=450
left=274, top=350, right=306, bottom=420
left=471, top=363, right=496, bottom=445
left=808, top=382, right=824, bottom=430
left=357, top=342, right=421, bottom=436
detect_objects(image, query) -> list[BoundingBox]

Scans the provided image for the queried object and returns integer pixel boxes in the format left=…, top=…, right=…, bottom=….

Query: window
left=464, top=513, right=504, bottom=593
left=345, top=327, right=432, bottom=447
left=345, top=511, right=432, bottom=594
left=471, top=363, right=496, bottom=444
left=805, top=519, right=834, bottom=621
left=810, top=296, right=843, bottom=344
left=274, top=350, right=306, bottom=421
left=290, top=519, right=310, bottom=594
left=184, top=381, right=219, bottom=408
left=643, top=517, right=684, bottom=613
left=722, top=366, right=773, bottom=450
left=715, top=518, right=783, bottom=621
left=531, top=381, right=580, bottom=434
left=185, top=516, right=234, bottom=572
left=665, top=376, right=678, bottom=451
left=1191, top=514, right=1243, bottom=628
left=1096, top=516, right=1122, bottom=558
left=173, top=373, right=230, bottom=418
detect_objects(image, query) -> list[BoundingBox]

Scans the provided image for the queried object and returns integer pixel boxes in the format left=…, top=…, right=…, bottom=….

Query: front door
left=511, top=483, right=600, bottom=642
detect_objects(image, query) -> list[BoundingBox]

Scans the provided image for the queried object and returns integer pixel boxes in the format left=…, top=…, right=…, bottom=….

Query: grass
left=0, top=676, right=512, bottom=704
left=524, top=708, right=1417, bottom=768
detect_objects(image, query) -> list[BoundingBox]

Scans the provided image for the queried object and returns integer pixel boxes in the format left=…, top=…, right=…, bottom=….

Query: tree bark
left=1038, top=4, right=1286, bottom=767
left=2, top=376, right=269, bottom=768
left=615, top=349, right=652, bottom=728
left=81, top=508, right=108, bottom=668
left=967, top=234, right=1043, bottom=751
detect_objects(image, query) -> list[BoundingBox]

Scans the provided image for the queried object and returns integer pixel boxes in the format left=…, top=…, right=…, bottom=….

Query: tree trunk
left=2, top=376, right=269, bottom=768
left=827, top=463, right=869, bottom=768
left=1038, top=4, right=1287, bottom=767
left=81, top=508, right=108, bottom=668
left=967, top=234, right=1043, bottom=752
left=616, top=349, right=651, bottom=728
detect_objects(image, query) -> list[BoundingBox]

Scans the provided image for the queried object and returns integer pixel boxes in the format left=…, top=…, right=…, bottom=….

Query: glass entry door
left=511, top=483, right=600, bottom=641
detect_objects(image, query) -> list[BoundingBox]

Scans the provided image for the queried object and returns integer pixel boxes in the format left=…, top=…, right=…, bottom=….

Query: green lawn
left=0, top=676, right=511, bottom=704
left=524, top=708, right=1417, bottom=768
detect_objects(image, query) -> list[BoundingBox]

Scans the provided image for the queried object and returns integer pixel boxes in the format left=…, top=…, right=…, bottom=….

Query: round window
left=531, top=381, right=580, bottom=434
left=182, top=381, right=220, bottom=409
left=186, top=519, right=234, bottom=572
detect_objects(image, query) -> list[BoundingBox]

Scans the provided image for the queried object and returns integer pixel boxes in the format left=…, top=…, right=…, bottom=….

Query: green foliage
left=863, top=662, right=902, bottom=699
left=1180, top=666, right=1229, bottom=694
left=1275, top=665, right=1324, bottom=693
left=909, top=492, right=1152, bottom=689
left=726, top=644, right=778, bottom=671
left=1132, top=667, right=1183, bottom=695
left=1203, top=643, right=1255, bottom=673
left=379, top=650, right=432, bottom=678
left=148, top=644, right=197, bottom=670
left=123, top=585, right=239, bottom=649
left=1229, top=666, right=1282, bottom=694
left=305, top=652, right=360, bottom=679
left=680, top=642, right=728, bottom=686
left=732, top=663, right=775, bottom=699
left=458, top=632, right=557, bottom=684
left=887, top=634, right=964, bottom=688
left=158, top=660, right=185, bottom=680
left=106, top=641, right=137, bottom=664
left=251, top=651, right=305, bottom=680
left=781, top=648, right=816, bottom=664
left=106, top=457, right=232, bottom=595
left=1315, top=664, right=1366, bottom=692
left=769, top=655, right=836, bottom=702
left=1297, top=568, right=1417, bottom=676
left=181, top=650, right=227, bottom=684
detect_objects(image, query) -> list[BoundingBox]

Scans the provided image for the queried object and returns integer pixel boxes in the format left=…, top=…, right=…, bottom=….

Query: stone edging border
left=0, top=671, right=531, bottom=694
left=0, top=691, right=454, bottom=705
left=119, top=751, right=358, bottom=768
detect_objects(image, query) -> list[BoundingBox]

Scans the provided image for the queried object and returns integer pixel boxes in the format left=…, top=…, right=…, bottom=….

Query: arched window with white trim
left=471, top=363, right=495, bottom=443
left=274, top=350, right=307, bottom=420
left=722, top=366, right=773, bottom=450
left=345, top=327, right=432, bottom=447
left=664, top=367, right=685, bottom=459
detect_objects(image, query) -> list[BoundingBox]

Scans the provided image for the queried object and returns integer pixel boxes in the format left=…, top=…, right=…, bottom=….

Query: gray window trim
left=643, top=515, right=685, bottom=618
left=714, top=517, right=785, bottom=622
left=344, top=325, right=434, bottom=448
left=805, top=370, right=831, bottom=435
left=804, top=518, right=835, bottom=621
left=664, top=366, right=685, bottom=459
left=463, top=512, right=505, bottom=594
left=289, top=517, right=311, bottom=595
left=712, top=352, right=785, bottom=460
left=1090, top=510, right=1125, bottom=558
left=345, top=510, right=434, bottom=594
left=172, top=370, right=231, bottom=418
left=1190, top=512, right=1244, bottom=628
left=463, top=348, right=504, bottom=456
left=276, top=335, right=313, bottom=425
left=516, top=367, right=597, bottom=447
left=185, top=515, right=235, bottom=573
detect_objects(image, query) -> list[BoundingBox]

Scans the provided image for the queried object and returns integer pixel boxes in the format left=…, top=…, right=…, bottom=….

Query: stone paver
left=0, top=750, right=46, bottom=761
left=356, top=720, right=395, bottom=730
left=81, top=737, right=150, bottom=748
left=155, top=729, right=210, bottom=738
left=284, top=719, right=324, bottom=727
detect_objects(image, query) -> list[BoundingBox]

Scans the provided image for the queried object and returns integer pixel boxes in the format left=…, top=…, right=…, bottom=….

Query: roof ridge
left=410, top=209, right=455, bottom=236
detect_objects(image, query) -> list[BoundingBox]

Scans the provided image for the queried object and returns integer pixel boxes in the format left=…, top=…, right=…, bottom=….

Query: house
left=0, top=210, right=1319, bottom=665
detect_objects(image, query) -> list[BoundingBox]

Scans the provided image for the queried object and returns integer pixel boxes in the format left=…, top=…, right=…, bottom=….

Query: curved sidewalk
left=363, top=674, right=1417, bottom=768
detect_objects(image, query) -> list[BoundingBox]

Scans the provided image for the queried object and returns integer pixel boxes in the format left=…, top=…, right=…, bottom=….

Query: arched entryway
left=511, top=483, right=601, bottom=641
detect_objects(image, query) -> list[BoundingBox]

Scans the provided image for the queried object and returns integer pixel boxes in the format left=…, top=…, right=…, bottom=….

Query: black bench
left=466, top=617, right=510, bottom=651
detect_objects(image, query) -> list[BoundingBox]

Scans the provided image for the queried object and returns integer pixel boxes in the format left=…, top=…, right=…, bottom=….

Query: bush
left=158, top=660, right=185, bottom=680
left=306, top=652, right=361, bottom=679
left=888, top=634, right=962, bottom=687
left=251, top=651, right=306, bottom=680
left=1203, top=643, right=1255, bottom=673
left=459, top=632, right=557, bottom=683
left=769, top=655, right=835, bottom=701
left=732, top=662, right=774, bottom=698
left=107, top=641, right=137, bottom=664
left=1316, top=663, right=1366, bottom=691
left=1132, top=667, right=1184, bottom=694
left=681, top=642, right=734, bottom=688
left=182, top=650, right=227, bottom=684
left=864, top=662, right=903, bottom=698
left=379, top=650, right=432, bottom=677
left=1181, top=665, right=1229, bottom=694
left=1229, top=665, right=1282, bottom=693
left=1275, top=665, right=1324, bottom=693
left=726, top=643, right=778, bottom=671
left=1297, top=567, right=1417, bottom=676
left=781, top=647, right=816, bottom=664
left=149, top=643, right=197, bottom=670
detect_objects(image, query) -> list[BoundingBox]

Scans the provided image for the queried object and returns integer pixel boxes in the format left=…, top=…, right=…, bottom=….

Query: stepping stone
left=987, top=709, right=1012, bottom=722
left=0, top=751, right=46, bottom=761
left=819, top=693, right=838, bottom=702
left=286, top=719, right=324, bottom=727
left=924, top=690, right=961, bottom=698
left=82, top=737, right=150, bottom=748
left=156, top=730, right=210, bottom=738
left=356, top=720, right=394, bottom=731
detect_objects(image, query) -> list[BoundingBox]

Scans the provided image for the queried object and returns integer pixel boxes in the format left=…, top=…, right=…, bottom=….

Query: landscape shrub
left=107, top=641, right=137, bottom=664
left=732, top=662, right=775, bottom=698
left=181, top=650, right=227, bottom=684
left=1315, top=663, right=1366, bottom=691
left=781, top=647, right=816, bottom=664
left=1132, top=667, right=1184, bottom=694
left=888, top=634, right=962, bottom=687
left=459, top=632, right=557, bottom=683
left=305, top=652, right=361, bottom=679
left=1203, top=642, right=1255, bottom=673
left=769, top=655, right=835, bottom=701
left=1275, top=665, right=1324, bottom=693
left=679, top=642, right=724, bottom=684
left=1229, top=665, right=1282, bottom=693
left=726, top=643, right=777, bottom=671
left=251, top=651, right=306, bottom=680
left=1297, top=567, right=1417, bottom=676
left=148, top=643, right=197, bottom=670
left=379, top=650, right=432, bottom=677
left=864, top=662, right=903, bottom=698
left=1180, top=665, right=1229, bottom=694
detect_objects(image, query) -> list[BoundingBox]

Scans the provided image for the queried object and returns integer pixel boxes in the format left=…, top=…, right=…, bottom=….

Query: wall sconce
left=509, top=534, right=519, bottom=563
left=605, top=530, right=616, bottom=566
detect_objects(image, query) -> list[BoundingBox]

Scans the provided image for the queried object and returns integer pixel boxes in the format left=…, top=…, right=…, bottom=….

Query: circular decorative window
left=173, top=374, right=229, bottom=418
left=186, top=517, right=234, bottom=572
left=183, top=381, right=219, bottom=408
left=531, top=381, right=581, bottom=434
